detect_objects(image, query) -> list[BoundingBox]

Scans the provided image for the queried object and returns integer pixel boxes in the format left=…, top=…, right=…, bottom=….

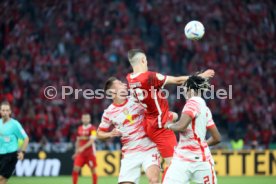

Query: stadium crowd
left=0, top=0, right=275, bottom=150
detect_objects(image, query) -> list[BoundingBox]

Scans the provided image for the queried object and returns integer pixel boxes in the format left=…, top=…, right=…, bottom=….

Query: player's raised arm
left=165, top=75, right=189, bottom=85
left=165, top=69, right=215, bottom=86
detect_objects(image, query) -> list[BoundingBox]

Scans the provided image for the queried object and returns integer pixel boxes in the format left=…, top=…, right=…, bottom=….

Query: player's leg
left=72, top=166, right=81, bottom=184
left=72, top=155, right=84, bottom=184
left=145, top=165, right=160, bottom=184
left=146, top=128, right=177, bottom=165
left=142, top=149, right=160, bottom=184
left=145, top=127, right=177, bottom=182
left=89, top=167, right=98, bottom=184
left=162, top=111, right=178, bottom=167
left=191, top=161, right=217, bottom=184
left=118, top=154, right=141, bottom=184
left=162, top=112, right=178, bottom=180
left=87, top=155, right=98, bottom=184
left=0, top=176, right=7, bottom=184
left=163, top=159, right=191, bottom=184
left=155, top=130, right=176, bottom=166
left=144, top=119, right=177, bottom=182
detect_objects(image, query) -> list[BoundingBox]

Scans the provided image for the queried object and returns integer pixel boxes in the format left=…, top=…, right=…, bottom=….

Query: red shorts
left=144, top=112, right=177, bottom=158
left=74, top=154, right=97, bottom=169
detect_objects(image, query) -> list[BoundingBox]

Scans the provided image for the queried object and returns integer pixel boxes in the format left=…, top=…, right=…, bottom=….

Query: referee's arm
left=18, top=137, right=29, bottom=160
left=15, top=122, right=29, bottom=160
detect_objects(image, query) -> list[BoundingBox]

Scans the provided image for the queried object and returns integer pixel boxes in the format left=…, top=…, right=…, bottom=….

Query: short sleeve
left=15, top=121, right=28, bottom=139
left=98, top=111, right=112, bottom=132
left=182, top=99, right=200, bottom=119
left=206, top=108, right=215, bottom=129
left=148, top=72, right=167, bottom=89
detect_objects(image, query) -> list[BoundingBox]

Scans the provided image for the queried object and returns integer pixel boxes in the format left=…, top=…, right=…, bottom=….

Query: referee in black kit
left=0, top=101, right=29, bottom=184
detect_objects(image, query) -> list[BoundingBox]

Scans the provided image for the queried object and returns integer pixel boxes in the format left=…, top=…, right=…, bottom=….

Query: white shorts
left=163, top=158, right=217, bottom=184
left=118, top=148, right=160, bottom=184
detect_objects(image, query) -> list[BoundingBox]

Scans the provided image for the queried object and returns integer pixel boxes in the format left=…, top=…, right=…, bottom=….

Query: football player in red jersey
left=72, top=114, right=97, bottom=184
left=126, top=49, right=215, bottom=167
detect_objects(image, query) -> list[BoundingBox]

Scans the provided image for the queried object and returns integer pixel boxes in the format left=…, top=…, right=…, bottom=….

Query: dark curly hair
left=183, top=75, right=211, bottom=92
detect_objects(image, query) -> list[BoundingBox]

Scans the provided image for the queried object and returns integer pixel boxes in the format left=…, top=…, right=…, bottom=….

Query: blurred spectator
left=230, top=134, right=244, bottom=151
left=244, top=124, right=259, bottom=149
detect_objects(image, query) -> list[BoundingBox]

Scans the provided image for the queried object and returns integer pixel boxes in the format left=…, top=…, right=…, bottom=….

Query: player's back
left=175, top=96, right=215, bottom=162
left=126, top=71, right=169, bottom=128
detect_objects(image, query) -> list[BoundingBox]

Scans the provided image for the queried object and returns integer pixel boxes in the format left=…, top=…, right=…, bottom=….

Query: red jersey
left=126, top=71, right=169, bottom=128
left=77, top=124, right=97, bottom=156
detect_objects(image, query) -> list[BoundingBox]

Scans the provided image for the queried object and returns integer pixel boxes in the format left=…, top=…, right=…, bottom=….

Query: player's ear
left=143, top=56, right=147, bottom=64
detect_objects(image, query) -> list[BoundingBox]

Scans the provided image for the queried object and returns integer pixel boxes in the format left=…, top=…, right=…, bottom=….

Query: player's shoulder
left=128, top=71, right=152, bottom=80
left=11, top=118, right=21, bottom=125
left=104, top=103, right=115, bottom=112
left=188, top=96, right=205, bottom=104
left=102, top=103, right=117, bottom=117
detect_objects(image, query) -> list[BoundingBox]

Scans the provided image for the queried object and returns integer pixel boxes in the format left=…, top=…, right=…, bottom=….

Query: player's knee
left=91, top=168, right=97, bottom=174
left=0, top=177, right=7, bottom=184
left=73, top=166, right=81, bottom=172
left=147, top=171, right=160, bottom=184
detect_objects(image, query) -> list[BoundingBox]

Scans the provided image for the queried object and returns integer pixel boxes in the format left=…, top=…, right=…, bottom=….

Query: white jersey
left=99, top=98, right=156, bottom=156
left=174, top=96, right=216, bottom=162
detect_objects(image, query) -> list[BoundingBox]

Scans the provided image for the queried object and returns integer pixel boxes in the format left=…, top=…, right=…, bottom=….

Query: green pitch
left=8, top=176, right=276, bottom=184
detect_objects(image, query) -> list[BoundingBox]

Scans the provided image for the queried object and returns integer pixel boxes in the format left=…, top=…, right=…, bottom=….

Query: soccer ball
left=184, top=20, right=205, bottom=40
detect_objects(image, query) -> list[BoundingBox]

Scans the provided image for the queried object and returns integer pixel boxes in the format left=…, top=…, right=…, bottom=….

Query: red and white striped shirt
left=174, top=96, right=216, bottom=162
left=98, top=98, right=156, bottom=155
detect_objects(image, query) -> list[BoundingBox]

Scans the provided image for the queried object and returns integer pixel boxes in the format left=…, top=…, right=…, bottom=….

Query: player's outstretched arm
left=166, top=75, right=189, bottom=85
left=97, top=128, right=122, bottom=140
left=206, top=126, right=221, bottom=146
left=164, top=113, right=192, bottom=132
left=165, top=69, right=215, bottom=86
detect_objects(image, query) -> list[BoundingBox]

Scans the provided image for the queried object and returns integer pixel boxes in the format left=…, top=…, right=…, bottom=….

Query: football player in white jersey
left=97, top=77, right=160, bottom=184
left=163, top=75, right=221, bottom=184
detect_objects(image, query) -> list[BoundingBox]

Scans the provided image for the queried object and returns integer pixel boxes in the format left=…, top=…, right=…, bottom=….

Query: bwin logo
left=15, top=152, right=61, bottom=176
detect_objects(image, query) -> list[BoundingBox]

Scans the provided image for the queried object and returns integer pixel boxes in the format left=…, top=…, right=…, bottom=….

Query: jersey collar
left=113, top=99, right=128, bottom=107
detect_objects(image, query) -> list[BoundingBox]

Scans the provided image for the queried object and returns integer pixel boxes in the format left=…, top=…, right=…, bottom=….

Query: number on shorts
left=152, top=154, right=159, bottom=160
left=204, top=176, right=210, bottom=184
